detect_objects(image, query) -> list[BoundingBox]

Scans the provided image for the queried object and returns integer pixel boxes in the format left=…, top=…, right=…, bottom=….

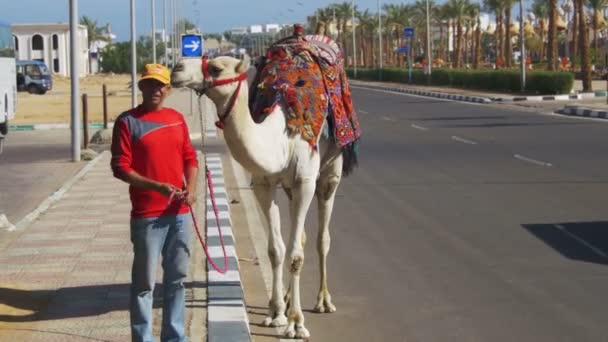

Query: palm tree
left=436, top=3, right=452, bottom=61
left=357, top=9, right=379, bottom=67
left=587, top=0, right=608, bottom=56
left=502, top=0, right=515, bottom=67
left=80, top=16, right=110, bottom=74
left=571, top=0, right=579, bottom=67
left=335, top=2, right=355, bottom=65
left=483, top=0, right=503, bottom=66
left=470, top=3, right=482, bottom=68
left=547, top=0, right=558, bottom=70
left=383, top=3, right=409, bottom=66
left=531, top=0, right=549, bottom=62
left=578, top=0, right=592, bottom=90
left=446, top=0, right=470, bottom=68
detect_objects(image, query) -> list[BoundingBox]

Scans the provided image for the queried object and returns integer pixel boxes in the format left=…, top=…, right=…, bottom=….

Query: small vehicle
left=16, top=60, right=52, bottom=94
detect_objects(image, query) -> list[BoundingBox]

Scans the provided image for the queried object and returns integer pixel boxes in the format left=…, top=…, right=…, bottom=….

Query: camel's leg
left=313, top=158, right=342, bottom=313
left=283, top=177, right=315, bottom=339
left=253, top=178, right=288, bottom=327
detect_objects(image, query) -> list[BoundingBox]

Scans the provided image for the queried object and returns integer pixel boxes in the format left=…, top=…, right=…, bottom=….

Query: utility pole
left=69, top=0, right=80, bottom=161
left=130, top=0, right=137, bottom=107
left=152, top=0, right=156, bottom=63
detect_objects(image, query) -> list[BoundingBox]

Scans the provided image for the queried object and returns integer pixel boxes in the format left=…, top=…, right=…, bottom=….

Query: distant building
left=12, top=23, right=89, bottom=77
left=249, top=25, right=263, bottom=34
left=230, top=27, right=248, bottom=35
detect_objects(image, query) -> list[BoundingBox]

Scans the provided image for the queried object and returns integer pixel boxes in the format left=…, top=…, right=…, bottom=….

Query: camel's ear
left=236, top=55, right=251, bottom=74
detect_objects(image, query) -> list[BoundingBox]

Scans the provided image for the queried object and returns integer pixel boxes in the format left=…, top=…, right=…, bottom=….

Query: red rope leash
left=169, top=166, right=229, bottom=274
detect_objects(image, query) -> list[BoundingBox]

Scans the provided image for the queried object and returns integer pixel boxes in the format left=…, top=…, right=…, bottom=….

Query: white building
left=249, top=25, right=263, bottom=34
left=264, top=24, right=280, bottom=34
left=12, top=23, right=89, bottom=77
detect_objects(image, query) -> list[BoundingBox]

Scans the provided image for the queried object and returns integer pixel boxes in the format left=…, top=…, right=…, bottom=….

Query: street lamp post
left=164, top=0, right=168, bottom=65
left=520, top=0, right=526, bottom=92
left=426, top=0, right=432, bottom=75
left=130, top=0, right=137, bottom=107
left=352, top=0, right=357, bottom=78
left=69, top=0, right=80, bottom=161
left=152, top=0, right=156, bottom=63
left=378, top=0, right=383, bottom=80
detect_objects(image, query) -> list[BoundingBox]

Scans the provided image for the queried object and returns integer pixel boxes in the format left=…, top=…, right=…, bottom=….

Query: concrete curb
left=555, top=105, right=608, bottom=119
left=205, top=153, right=251, bottom=342
left=491, top=92, right=605, bottom=102
left=9, top=122, right=115, bottom=131
left=351, top=82, right=492, bottom=104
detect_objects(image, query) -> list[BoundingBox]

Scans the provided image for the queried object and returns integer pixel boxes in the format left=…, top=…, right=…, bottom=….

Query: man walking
left=111, top=63, right=198, bottom=342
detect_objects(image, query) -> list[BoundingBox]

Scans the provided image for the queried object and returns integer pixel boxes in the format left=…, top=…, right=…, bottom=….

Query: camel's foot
left=262, top=313, right=288, bottom=327
left=313, top=290, right=336, bottom=313
left=284, top=322, right=310, bottom=339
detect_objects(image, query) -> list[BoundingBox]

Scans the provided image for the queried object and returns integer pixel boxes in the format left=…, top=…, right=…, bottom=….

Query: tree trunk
left=474, top=22, right=482, bottom=69
left=439, top=22, right=445, bottom=60
left=548, top=0, right=558, bottom=70
left=594, top=11, right=599, bottom=60
left=496, top=12, right=503, bottom=66
left=579, top=0, right=592, bottom=91
left=571, top=1, right=578, bottom=69
left=540, top=21, right=545, bottom=62
left=456, top=18, right=463, bottom=68
left=504, top=6, right=512, bottom=67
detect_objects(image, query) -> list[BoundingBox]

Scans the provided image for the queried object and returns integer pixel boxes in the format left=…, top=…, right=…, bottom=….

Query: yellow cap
left=139, top=63, right=171, bottom=85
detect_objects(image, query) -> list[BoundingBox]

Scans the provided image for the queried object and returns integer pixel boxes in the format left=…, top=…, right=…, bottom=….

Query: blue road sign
left=181, top=34, right=203, bottom=57
left=404, top=27, right=415, bottom=38
left=397, top=46, right=409, bottom=54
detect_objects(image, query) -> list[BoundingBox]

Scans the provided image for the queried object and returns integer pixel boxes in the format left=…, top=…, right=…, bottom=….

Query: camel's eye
left=209, top=66, right=222, bottom=76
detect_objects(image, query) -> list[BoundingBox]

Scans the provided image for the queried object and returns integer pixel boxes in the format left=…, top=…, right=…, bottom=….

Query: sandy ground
left=14, top=74, right=142, bottom=124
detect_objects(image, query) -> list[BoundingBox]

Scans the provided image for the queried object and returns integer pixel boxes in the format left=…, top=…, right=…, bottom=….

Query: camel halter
left=201, top=56, right=248, bottom=129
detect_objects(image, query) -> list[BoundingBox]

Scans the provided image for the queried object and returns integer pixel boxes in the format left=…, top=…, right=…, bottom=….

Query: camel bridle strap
left=201, top=56, right=248, bottom=129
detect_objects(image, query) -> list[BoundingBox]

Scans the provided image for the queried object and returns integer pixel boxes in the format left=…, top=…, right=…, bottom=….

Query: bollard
left=102, top=84, right=108, bottom=129
left=82, top=93, right=89, bottom=149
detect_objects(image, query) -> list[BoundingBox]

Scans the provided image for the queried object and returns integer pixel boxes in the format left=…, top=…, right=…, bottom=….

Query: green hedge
left=346, top=68, right=574, bottom=95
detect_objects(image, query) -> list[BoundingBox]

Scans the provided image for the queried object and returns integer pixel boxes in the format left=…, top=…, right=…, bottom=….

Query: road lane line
left=451, top=136, right=478, bottom=145
left=514, top=154, right=553, bottom=167
left=411, top=124, right=428, bottom=131
left=359, top=110, right=369, bottom=114
left=351, top=85, right=486, bottom=106
left=554, top=224, right=608, bottom=259
left=382, top=116, right=395, bottom=121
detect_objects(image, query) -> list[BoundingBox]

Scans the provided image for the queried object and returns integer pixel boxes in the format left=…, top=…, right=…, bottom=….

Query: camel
left=171, top=33, right=359, bottom=338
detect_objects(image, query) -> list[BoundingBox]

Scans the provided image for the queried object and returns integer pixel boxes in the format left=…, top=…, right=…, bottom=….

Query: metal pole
left=152, top=0, right=156, bottom=63
left=131, top=0, right=137, bottom=107
left=82, top=93, right=89, bottom=149
left=163, top=0, right=168, bottom=65
left=102, top=84, right=108, bottom=129
left=69, top=0, right=80, bottom=162
left=378, top=0, right=383, bottom=80
left=520, top=0, right=526, bottom=92
left=426, top=0, right=432, bottom=76
left=352, top=0, right=357, bottom=77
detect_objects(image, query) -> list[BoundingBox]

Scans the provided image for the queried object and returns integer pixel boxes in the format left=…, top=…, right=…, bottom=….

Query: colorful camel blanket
left=250, top=35, right=361, bottom=152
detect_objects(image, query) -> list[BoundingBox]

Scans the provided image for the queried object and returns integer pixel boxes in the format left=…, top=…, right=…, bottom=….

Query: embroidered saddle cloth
left=249, top=34, right=361, bottom=149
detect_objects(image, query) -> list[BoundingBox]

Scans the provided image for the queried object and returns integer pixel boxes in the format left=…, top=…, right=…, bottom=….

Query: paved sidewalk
left=0, top=151, right=207, bottom=341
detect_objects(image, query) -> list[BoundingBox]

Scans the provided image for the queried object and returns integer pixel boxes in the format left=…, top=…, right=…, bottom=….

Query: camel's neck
left=211, top=82, right=289, bottom=176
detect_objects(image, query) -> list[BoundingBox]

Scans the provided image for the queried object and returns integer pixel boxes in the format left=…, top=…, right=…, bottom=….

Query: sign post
left=404, top=27, right=415, bottom=84
left=181, top=34, right=203, bottom=58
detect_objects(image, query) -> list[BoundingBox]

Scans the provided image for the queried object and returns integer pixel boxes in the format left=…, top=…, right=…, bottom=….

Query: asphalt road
left=242, top=87, right=608, bottom=341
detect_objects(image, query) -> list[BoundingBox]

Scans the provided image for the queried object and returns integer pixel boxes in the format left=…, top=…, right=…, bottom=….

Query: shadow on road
left=522, top=221, right=608, bottom=265
left=0, top=281, right=207, bottom=322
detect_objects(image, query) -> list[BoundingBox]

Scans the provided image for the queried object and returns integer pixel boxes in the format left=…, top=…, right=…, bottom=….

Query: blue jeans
left=130, top=214, right=191, bottom=342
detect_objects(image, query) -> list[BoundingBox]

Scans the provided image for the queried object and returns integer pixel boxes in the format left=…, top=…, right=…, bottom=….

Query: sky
left=3, top=0, right=396, bottom=42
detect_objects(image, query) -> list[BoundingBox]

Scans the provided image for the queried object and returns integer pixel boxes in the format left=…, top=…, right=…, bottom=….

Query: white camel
left=171, top=55, right=345, bottom=338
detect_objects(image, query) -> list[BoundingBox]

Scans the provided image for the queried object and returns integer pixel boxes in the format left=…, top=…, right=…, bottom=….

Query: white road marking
left=514, top=154, right=553, bottom=167
left=554, top=224, right=608, bottom=259
left=451, top=136, right=478, bottom=145
left=359, top=110, right=369, bottom=114
left=411, top=124, right=428, bottom=131
left=382, top=116, right=394, bottom=121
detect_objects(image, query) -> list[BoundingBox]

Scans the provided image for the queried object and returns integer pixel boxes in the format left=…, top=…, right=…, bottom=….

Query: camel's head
left=171, top=56, right=250, bottom=99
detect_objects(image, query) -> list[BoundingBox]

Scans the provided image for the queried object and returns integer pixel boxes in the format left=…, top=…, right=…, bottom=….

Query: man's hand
left=156, top=183, right=183, bottom=199
left=184, top=190, right=197, bottom=206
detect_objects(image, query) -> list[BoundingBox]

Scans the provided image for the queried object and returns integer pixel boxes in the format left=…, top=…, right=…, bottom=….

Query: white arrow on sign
left=184, top=40, right=200, bottom=52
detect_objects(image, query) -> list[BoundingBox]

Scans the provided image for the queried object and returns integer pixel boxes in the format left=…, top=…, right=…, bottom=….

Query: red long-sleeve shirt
left=111, top=105, right=198, bottom=218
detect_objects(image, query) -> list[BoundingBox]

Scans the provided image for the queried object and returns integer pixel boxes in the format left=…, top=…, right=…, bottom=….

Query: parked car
left=16, top=60, right=52, bottom=94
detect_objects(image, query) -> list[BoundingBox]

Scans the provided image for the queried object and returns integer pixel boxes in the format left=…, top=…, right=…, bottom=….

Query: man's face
left=139, top=79, right=171, bottom=106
